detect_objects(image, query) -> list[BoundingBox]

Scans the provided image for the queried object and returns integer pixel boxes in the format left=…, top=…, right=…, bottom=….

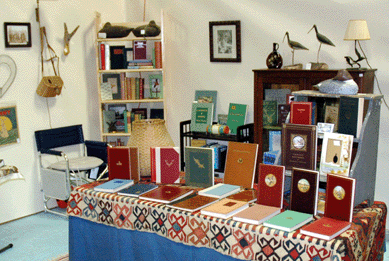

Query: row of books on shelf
left=101, top=73, right=163, bottom=101
left=95, top=162, right=355, bottom=241
left=103, top=106, right=163, bottom=134
left=98, top=40, right=162, bottom=70
left=264, top=89, right=365, bottom=139
left=190, top=90, right=248, bottom=135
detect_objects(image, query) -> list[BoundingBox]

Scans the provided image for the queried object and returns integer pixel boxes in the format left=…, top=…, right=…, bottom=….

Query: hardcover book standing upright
left=184, top=147, right=214, bottom=188
left=337, top=96, right=364, bottom=139
left=319, top=132, right=353, bottom=177
left=223, top=141, right=259, bottom=189
left=257, top=163, right=285, bottom=208
left=289, top=168, right=319, bottom=215
left=110, top=45, right=126, bottom=69
left=190, top=102, right=214, bottom=133
left=300, top=174, right=356, bottom=240
left=133, top=40, right=147, bottom=60
left=281, top=123, right=317, bottom=171
left=150, top=147, right=180, bottom=184
left=107, top=147, right=140, bottom=183
left=262, top=100, right=278, bottom=126
left=290, top=101, right=315, bottom=125
left=226, top=103, right=248, bottom=135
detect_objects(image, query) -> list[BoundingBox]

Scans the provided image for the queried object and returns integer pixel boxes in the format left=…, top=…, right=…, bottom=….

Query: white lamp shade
left=344, top=19, right=371, bottom=41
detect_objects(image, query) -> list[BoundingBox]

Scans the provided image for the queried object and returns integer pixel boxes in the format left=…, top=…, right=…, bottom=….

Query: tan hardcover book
left=226, top=189, right=257, bottom=203
left=191, top=139, right=207, bottom=147
left=169, top=194, right=218, bottom=212
left=223, top=141, right=259, bottom=189
left=324, top=105, right=339, bottom=132
left=200, top=198, right=249, bottom=219
left=232, top=204, right=281, bottom=225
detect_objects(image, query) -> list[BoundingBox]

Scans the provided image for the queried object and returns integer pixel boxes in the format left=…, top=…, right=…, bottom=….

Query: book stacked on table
left=300, top=174, right=355, bottom=240
left=94, top=179, right=134, bottom=193
left=198, top=183, right=241, bottom=199
left=118, top=183, right=158, bottom=197
left=200, top=198, right=249, bottom=219
left=169, top=194, right=218, bottom=213
left=139, top=185, right=194, bottom=204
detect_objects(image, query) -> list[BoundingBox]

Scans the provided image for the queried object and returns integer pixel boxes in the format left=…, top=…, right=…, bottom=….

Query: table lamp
left=343, top=19, right=370, bottom=68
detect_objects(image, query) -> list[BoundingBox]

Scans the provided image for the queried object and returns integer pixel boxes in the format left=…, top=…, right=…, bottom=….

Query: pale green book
left=263, top=210, right=313, bottom=232
left=226, top=103, right=248, bottom=135
left=190, top=101, right=214, bottom=133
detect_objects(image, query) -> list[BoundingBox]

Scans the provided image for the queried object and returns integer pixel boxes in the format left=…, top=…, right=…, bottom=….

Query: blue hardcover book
left=94, top=179, right=134, bottom=193
left=198, top=183, right=241, bottom=198
left=118, top=183, right=158, bottom=197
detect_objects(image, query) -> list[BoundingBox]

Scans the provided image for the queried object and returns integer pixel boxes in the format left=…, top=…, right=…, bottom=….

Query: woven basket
left=36, top=76, right=63, bottom=97
left=127, top=119, right=174, bottom=177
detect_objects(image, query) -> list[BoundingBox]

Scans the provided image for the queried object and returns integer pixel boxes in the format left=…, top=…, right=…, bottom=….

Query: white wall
left=127, top=0, right=389, bottom=219
left=0, top=0, right=126, bottom=224
left=1, top=0, right=388, bottom=224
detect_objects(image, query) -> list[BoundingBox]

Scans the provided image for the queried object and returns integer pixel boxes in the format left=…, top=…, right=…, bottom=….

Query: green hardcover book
left=263, top=100, right=278, bottom=126
left=226, top=103, right=248, bottom=135
left=190, top=101, right=214, bottom=133
left=184, top=147, right=214, bottom=188
left=263, top=210, right=313, bottom=232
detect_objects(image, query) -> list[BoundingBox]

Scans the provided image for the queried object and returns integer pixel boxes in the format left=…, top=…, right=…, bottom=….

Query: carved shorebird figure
left=308, top=24, right=335, bottom=63
left=283, top=32, right=309, bottom=65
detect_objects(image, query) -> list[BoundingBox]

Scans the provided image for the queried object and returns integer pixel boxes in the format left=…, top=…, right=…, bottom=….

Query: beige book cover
left=232, top=204, right=281, bottom=225
left=200, top=198, right=249, bottom=219
left=223, top=141, right=259, bottom=189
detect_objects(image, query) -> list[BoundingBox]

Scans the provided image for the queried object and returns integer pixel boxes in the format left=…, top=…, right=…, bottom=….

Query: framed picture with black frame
left=4, top=22, right=32, bottom=48
left=209, top=20, right=241, bottom=62
left=102, top=74, right=121, bottom=100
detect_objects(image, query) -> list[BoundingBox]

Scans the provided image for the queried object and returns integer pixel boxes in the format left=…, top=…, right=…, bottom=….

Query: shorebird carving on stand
left=63, top=23, right=80, bottom=56
left=283, top=32, right=309, bottom=65
left=308, top=25, right=335, bottom=63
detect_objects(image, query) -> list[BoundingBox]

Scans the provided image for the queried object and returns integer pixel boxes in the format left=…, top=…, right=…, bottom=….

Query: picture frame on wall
left=0, top=104, right=20, bottom=147
left=4, top=22, right=32, bottom=48
left=209, top=20, right=241, bottom=62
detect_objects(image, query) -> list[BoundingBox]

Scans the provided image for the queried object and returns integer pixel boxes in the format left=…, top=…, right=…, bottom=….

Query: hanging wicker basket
left=36, top=76, right=63, bottom=97
left=127, top=119, right=174, bottom=177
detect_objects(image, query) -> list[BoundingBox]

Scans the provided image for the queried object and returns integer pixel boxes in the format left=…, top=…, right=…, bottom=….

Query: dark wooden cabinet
left=253, top=69, right=376, bottom=161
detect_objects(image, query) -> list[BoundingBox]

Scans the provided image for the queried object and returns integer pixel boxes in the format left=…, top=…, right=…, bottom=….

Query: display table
left=67, top=182, right=386, bottom=261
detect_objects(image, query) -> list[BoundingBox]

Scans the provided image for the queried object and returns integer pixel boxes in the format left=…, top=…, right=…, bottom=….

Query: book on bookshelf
left=107, top=146, right=140, bottom=183
left=190, top=139, right=207, bottom=147
left=264, top=88, right=291, bottom=105
left=232, top=204, right=281, bottom=225
left=290, top=101, right=316, bottom=125
left=324, top=104, right=339, bottom=132
left=223, top=141, right=259, bottom=189
left=194, top=90, right=218, bottom=119
left=94, top=179, right=134, bottom=193
left=110, top=45, right=126, bottom=69
left=105, top=43, right=110, bottom=70
left=226, top=189, right=257, bottom=203
left=257, top=163, right=285, bottom=208
left=200, top=198, right=249, bottom=219
left=278, top=104, right=290, bottom=126
left=149, top=74, right=163, bottom=99
left=263, top=150, right=281, bottom=165
left=319, top=132, right=353, bottom=177
left=263, top=209, right=313, bottom=232
left=198, top=183, right=241, bottom=199
left=281, top=123, right=317, bottom=171
left=154, top=41, right=162, bottom=68
left=337, top=96, right=364, bottom=138
left=300, top=174, right=356, bottom=240
left=150, top=108, right=164, bottom=119
left=226, top=103, right=248, bottom=135
left=99, top=42, right=106, bottom=70
left=139, top=185, right=195, bottom=204
left=118, top=183, right=158, bottom=197
left=184, top=147, right=214, bottom=188
left=102, top=74, right=121, bottom=100
left=289, top=167, right=319, bottom=215
left=190, top=101, right=214, bottom=133
left=269, top=130, right=281, bottom=151
left=150, top=147, right=180, bottom=184
left=168, top=194, right=218, bottom=212
left=133, top=40, right=147, bottom=60
left=262, top=100, right=278, bottom=126
left=131, top=108, right=147, bottom=119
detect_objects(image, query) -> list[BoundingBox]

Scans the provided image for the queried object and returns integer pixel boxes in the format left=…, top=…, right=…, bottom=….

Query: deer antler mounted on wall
left=63, top=23, right=79, bottom=56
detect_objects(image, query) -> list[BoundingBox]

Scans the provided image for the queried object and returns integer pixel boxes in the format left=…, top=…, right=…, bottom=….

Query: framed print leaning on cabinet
left=209, top=20, right=241, bottom=62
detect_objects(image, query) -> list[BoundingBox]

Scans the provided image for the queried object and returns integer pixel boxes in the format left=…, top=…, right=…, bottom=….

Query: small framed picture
left=4, top=22, right=32, bottom=48
left=317, top=122, right=335, bottom=134
left=209, top=20, right=241, bottom=62
left=102, top=74, right=121, bottom=100
left=0, top=104, right=20, bottom=147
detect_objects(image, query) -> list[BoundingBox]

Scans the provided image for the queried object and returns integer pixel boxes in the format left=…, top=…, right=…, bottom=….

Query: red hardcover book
left=289, top=167, right=319, bottom=215
left=139, top=77, right=144, bottom=99
left=100, top=43, right=105, bottom=70
left=154, top=41, right=162, bottom=68
left=139, top=185, right=194, bottom=204
left=153, top=147, right=180, bottom=184
left=290, top=102, right=313, bottom=125
left=133, top=40, right=147, bottom=60
left=108, top=146, right=139, bottom=183
left=150, top=147, right=156, bottom=182
left=300, top=174, right=355, bottom=240
left=257, top=163, right=285, bottom=208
